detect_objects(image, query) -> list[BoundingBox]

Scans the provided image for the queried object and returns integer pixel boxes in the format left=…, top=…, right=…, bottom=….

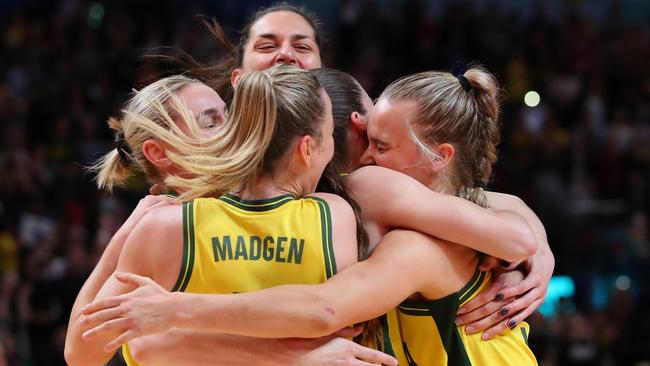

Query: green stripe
left=397, top=269, right=486, bottom=365
left=520, top=327, right=529, bottom=345
left=172, top=202, right=191, bottom=292
left=379, top=315, right=396, bottom=357
left=459, top=271, right=484, bottom=304
left=178, top=201, right=195, bottom=292
left=219, top=194, right=295, bottom=212
left=305, top=197, right=337, bottom=278
left=428, top=295, right=472, bottom=366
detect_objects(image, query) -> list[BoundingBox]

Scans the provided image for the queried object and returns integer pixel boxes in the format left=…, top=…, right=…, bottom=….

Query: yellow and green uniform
left=123, top=193, right=337, bottom=365
left=382, top=270, right=537, bottom=366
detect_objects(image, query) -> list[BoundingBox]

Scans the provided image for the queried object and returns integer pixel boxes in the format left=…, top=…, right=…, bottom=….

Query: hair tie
left=456, top=74, right=472, bottom=92
left=115, top=132, right=132, bottom=163
left=474, top=180, right=487, bottom=190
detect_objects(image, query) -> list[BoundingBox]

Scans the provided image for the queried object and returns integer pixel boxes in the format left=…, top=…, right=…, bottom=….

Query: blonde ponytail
left=88, top=75, right=202, bottom=191
left=161, top=64, right=326, bottom=202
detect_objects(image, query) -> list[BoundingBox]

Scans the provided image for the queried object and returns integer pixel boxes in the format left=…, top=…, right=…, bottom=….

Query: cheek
left=299, top=54, right=322, bottom=69
left=243, top=53, right=275, bottom=71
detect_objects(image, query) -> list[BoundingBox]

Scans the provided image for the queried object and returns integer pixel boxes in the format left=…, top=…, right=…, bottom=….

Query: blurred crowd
left=0, top=1, right=648, bottom=365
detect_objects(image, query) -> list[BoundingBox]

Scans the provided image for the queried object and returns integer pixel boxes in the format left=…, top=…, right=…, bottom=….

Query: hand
left=80, top=272, right=176, bottom=352
left=120, top=195, right=176, bottom=235
left=456, top=247, right=554, bottom=340
left=295, top=338, right=397, bottom=366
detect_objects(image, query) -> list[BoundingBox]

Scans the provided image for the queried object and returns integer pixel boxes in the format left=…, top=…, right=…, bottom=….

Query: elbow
left=64, top=344, right=93, bottom=366
left=508, top=229, right=538, bottom=262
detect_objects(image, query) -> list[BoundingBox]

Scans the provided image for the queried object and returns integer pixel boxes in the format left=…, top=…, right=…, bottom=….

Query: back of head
left=380, top=66, right=501, bottom=207
left=90, top=75, right=201, bottom=192
left=165, top=64, right=326, bottom=201
left=311, top=68, right=367, bottom=169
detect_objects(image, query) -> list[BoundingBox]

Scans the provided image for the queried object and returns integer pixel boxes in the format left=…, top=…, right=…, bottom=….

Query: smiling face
left=360, top=98, right=435, bottom=187
left=241, top=11, right=322, bottom=72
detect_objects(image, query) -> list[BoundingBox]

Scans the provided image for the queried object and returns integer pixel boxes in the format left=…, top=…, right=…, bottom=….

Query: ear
left=142, top=140, right=172, bottom=168
left=231, top=68, right=243, bottom=88
left=432, top=143, right=455, bottom=171
left=349, top=111, right=367, bottom=134
left=295, top=135, right=315, bottom=168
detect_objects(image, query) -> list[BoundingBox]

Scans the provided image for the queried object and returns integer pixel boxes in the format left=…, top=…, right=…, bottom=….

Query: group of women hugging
left=64, top=3, right=554, bottom=366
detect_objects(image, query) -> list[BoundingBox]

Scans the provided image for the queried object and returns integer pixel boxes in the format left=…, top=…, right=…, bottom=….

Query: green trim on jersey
left=380, top=315, right=397, bottom=358
left=172, top=202, right=196, bottom=292
left=305, top=196, right=337, bottom=278
left=396, top=270, right=485, bottom=366
left=219, top=194, right=295, bottom=212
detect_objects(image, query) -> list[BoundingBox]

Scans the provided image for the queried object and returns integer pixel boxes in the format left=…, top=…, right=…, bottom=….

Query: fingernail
left=457, top=307, right=466, bottom=314
left=455, top=318, right=462, bottom=326
left=499, top=308, right=509, bottom=317
left=482, top=332, right=490, bottom=341
left=465, top=326, right=475, bottom=334
left=508, top=319, right=517, bottom=329
left=494, top=292, right=504, bottom=301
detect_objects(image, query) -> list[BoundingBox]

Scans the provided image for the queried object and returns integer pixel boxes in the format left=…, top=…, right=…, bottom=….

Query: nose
left=275, top=43, right=298, bottom=65
left=359, top=145, right=375, bottom=166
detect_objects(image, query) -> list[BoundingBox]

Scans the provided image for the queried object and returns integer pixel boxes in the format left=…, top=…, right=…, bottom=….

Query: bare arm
left=456, top=192, right=554, bottom=339
left=81, top=230, right=462, bottom=344
left=64, top=195, right=174, bottom=365
left=346, top=166, right=537, bottom=261
left=65, top=204, right=182, bottom=366
left=127, top=329, right=396, bottom=366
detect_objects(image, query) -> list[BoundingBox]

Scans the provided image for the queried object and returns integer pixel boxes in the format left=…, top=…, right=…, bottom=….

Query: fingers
left=82, top=318, right=132, bottom=341
left=104, top=329, right=139, bottom=353
left=478, top=290, right=540, bottom=340
left=114, top=272, right=153, bottom=287
left=81, top=297, right=122, bottom=315
left=352, top=344, right=398, bottom=366
left=457, top=278, right=507, bottom=316
left=455, top=294, right=509, bottom=326
left=461, top=297, right=516, bottom=337
left=81, top=306, right=125, bottom=329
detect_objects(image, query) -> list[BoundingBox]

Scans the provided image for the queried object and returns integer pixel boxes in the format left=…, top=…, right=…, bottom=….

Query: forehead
left=370, top=99, right=417, bottom=138
left=176, top=83, right=226, bottom=114
left=249, top=11, right=315, bottom=39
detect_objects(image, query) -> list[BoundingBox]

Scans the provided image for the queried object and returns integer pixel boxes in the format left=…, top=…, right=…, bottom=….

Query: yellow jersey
left=123, top=193, right=337, bottom=365
left=383, top=270, right=538, bottom=366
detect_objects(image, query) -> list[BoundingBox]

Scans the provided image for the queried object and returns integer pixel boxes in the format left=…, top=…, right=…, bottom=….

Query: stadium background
left=0, top=0, right=649, bottom=364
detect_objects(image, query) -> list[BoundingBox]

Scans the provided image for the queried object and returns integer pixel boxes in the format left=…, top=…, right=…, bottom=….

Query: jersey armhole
left=171, top=201, right=196, bottom=292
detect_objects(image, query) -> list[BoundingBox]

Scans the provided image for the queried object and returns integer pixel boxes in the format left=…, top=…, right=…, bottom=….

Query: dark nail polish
left=508, top=319, right=517, bottom=329
left=499, top=308, right=509, bottom=317
left=494, top=292, right=504, bottom=301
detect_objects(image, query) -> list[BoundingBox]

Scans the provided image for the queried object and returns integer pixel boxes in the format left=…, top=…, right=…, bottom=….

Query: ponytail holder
left=115, top=132, right=132, bottom=163
left=456, top=74, right=472, bottom=92
left=474, top=180, right=487, bottom=190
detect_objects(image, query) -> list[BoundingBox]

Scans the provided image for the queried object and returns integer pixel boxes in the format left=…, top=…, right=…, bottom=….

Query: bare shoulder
left=122, top=203, right=185, bottom=288
left=346, top=166, right=414, bottom=192
left=307, top=192, right=353, bottom=213
left=377, top=229, right=477, bottom=299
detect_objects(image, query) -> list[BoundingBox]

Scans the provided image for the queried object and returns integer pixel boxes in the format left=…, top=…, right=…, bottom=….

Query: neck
left=429, top=177, right=456, bottom=196
left=237, top=173, right=304, bottom=200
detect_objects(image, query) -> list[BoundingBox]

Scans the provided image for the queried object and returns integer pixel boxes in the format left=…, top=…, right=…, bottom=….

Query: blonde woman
left=81, top=67, right=541, bottom=365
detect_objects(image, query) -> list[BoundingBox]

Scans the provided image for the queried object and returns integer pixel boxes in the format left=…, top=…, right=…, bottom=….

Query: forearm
left=485, top=192, right=553, bottom=265
left=129, top=329, right=319, bottom=366
left=169, top=286, right=340, bottom=338
left=347, top=167, right=537, bottom=262
left=387, top=192, right=537, bottom=262
left=64, top=229, right=129, bottom=366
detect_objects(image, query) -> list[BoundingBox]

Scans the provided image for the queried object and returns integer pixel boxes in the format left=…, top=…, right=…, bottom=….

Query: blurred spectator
left=0, top=0, right=648, bottom=364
